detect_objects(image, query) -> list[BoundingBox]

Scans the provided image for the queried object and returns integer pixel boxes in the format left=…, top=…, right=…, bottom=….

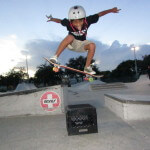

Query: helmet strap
left=84, top=18, right=88, bottom=26
left=69, top=22, right=76, bottom=32
left=69, top=19, right=88, bottom=36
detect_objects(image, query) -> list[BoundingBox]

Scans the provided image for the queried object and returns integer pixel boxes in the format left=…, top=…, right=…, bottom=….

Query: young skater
left=47, top=5, right=121, bottom=74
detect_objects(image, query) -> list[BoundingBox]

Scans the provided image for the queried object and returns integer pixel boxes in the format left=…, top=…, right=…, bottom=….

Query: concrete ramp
left=15, top=82, right=37, bottom=92
left=136, top=75, right=149, bottom=84
left=105, top=94, right=150, bottom=120
left=104, top=75, right=150, bottom=120
left=127, top=75, right=149, bottom=88
left=0, top=85, right=68, bottom=118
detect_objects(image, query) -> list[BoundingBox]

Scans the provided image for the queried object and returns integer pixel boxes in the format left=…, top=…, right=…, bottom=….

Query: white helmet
left=68, top=5, right=86, bottom=20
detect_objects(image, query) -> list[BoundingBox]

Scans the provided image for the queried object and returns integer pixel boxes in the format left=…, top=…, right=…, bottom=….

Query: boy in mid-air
left=47, top=5, right=121, bottom=74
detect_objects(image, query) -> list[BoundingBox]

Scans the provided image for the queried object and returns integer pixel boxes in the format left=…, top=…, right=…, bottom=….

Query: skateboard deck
left=44, top=57, right=103, bottom=79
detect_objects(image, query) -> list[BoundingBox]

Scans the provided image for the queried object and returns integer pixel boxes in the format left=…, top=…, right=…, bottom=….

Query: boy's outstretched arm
left=46, top=15, right=61, bottom=23
left=98, top=7, right=121, bottom=17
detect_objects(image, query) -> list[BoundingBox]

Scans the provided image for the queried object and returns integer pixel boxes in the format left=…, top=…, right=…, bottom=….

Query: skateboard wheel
left=53, top=67, right=59, bottom=72
left=84, top=77, right=89, bottom=81
left=88, top=77, right=94, bottom=82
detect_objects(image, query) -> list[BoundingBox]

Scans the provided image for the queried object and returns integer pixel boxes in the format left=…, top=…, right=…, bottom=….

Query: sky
left=0, top=0, right=150, bottom=77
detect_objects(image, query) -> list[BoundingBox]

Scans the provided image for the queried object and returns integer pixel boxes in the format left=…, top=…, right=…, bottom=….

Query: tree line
left=0, top=55, right=150, bottom=92
left=102, top=55, right=150, bottom=82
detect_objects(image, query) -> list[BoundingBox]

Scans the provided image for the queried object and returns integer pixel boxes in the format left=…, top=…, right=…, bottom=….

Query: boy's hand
left=98, top=7, right=121, bottom=17
left=46, top=14, right=53, bottom=22
left=111, top=7, right=121, bottom=13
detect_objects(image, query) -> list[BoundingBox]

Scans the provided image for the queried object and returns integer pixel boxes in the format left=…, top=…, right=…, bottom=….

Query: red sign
left=40, top=91, right=61, bottom=111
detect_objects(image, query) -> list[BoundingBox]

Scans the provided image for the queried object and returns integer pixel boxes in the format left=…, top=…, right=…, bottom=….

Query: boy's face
left=71, top=19, right=84, bottom=30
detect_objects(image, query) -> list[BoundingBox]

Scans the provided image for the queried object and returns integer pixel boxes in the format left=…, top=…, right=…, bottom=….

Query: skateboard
left=44, top=57, right=103, bottom=82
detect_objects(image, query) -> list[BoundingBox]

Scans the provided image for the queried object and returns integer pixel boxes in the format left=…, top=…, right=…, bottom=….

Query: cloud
left=16, top=38, right=150, bottom=76
left=100, top=40, right=150, bottom=70
left=0, top=35, right=24, bottom=75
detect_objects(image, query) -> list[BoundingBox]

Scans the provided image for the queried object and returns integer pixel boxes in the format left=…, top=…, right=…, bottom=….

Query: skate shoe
left=50, top=55, right=58, bottom=64
left=84, top=66, right=96, bottom=75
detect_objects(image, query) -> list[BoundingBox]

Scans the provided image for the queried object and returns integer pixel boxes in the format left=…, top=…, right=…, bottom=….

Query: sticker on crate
left=40, top=91, right=61, bottom=111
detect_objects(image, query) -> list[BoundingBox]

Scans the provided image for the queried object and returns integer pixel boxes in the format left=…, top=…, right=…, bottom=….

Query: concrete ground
left=0, top=76, right=150, bottom=150
left=1, top=108, right=150, bottom=150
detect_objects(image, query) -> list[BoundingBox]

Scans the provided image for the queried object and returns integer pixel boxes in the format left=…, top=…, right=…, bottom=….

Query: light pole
left=131, top=46, right=139, bottom=78
left=25, top=55, right=29, bottom=80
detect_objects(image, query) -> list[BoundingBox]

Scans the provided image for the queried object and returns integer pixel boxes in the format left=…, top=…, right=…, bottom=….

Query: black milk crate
left=66, top=104, right=98, bottom=136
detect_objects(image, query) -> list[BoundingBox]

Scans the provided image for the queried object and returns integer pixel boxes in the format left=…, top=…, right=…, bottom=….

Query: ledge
left=0, top=85, right=62, bottom=97
left=104, top=94, right=150, bottom=105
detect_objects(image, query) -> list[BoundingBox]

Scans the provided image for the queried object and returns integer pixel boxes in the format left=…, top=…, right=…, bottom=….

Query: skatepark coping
left=104, top=94, right=150, bottom=105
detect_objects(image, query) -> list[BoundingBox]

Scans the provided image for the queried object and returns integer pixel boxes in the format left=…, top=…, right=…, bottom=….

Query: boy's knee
left=89, top=43, right=96, bottom=50
left=86, top=43, right=96, bottom=51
